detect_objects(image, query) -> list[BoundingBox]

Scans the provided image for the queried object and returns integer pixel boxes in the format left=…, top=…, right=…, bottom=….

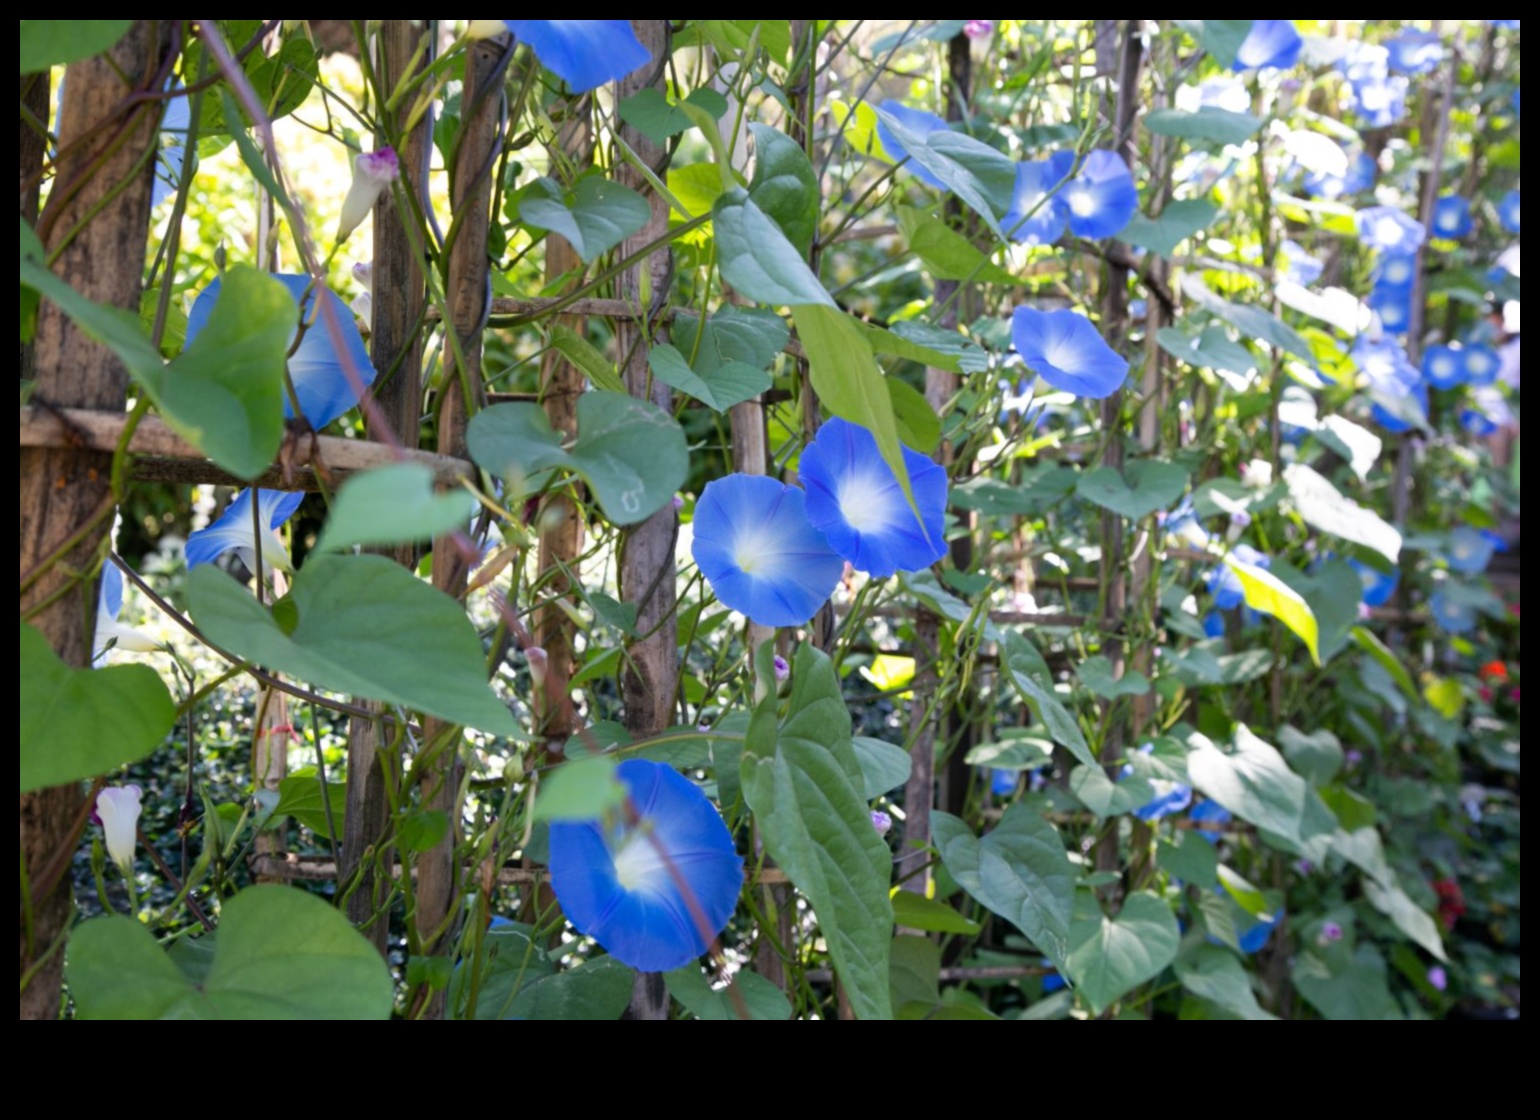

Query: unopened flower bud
left=526, top=647, right=548, bottom=689
left=871, top=811, right=893, bottom=837
left=964, top=20, right=994, bottom=39
left=337, top=148, right=400, bottom=243
left=773, top=655, right=790, bottom=683
left=96, top=785, right=143, bottom=874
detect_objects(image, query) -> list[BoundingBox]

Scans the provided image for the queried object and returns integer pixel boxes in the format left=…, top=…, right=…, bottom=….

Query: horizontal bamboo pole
left=250, top=852, right=791, bottom=887
left=20, top=406, right=474, bottom=491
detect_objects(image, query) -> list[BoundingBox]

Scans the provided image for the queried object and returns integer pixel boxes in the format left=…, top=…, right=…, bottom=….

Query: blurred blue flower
left=501, top=20, right=652, bottom=94
left=1004, top=159, right=1069, bottom=245
left=1231, top=20, right=1303, bottom=71
left=1042, top=968, right=1068, bottom=994
left=1354, top=337, right=1421, bottom=396
left=1371, top=384, right=1429, bottom=434
left=1342, top=43, right=1410, bottom=127
left=549, top=759, right=743, bottom=973
left=1210, top=545, right=1271, bottom=611
left=1236, top=909, right=1282, bottom=955
left=93, top=563, right=158, bottom=661
left=990, top=769, right=1018, bottom=798
left=1430, top=588, right=1477, bottom=634
left=875, top=102, right=952, bottom=191
left=1280, top=240, right=1324, bottom=286
left=1462, top=408, right=1500, bottom=438
left=799, top=418, right=949, bottom=578
left=1164, top=496, right=1211, bottom=549
left=1498, top=190, right=1521, bottom=234
left=1135, top=781, right=1194, bottom=823
left=1202, top=612, right=1226, bottom=640
left=1011, top=307, right=1130, bottom=399
left=186, top=489, right=304, bottom=574
left=1447, top=527, right=1497, bottom=574
left=1304, top=151, right=1377, bottom=200
left=187, top=274, right=378, bottom=432
left=1374, top=253, right=1418, bottom=291
left=1356, top=207, right=1426, bottom=256
left=1462, top=344, right=1502, bottom=387
left=1190, top=799, right=1233, bottom=843
left=1386, top=30, right=1445, bottom=74
left=1060, top=150, right=1138, bottom=240
left=1491, top=19, right=1521, bottom=29
left=1432, top=196, right=1474, bottom=240
left=1351, top=559, right=1401, bottom=608
left=691, top=474, right=844, bottom=628
left=1368, top=284, right=1413, bottom=335
left=1422, top=344, right=1466, bottom=390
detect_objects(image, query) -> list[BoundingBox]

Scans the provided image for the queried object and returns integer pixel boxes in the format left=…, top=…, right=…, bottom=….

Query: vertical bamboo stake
left=901, top=32, right=972, bottom=903
left=535, top=100, right=594, bottom=756
left=413, top=29, right=503, bottom=1019
left=252, top=576, right=292, bottom=885
left=19, top=71, right=49, bottom=384
left=1093, top=19, right=1144, bottom=891
left=614, top=18, right=676, bottom=1022
left=19, top=20, right=169, bottom=1021
left=343, top=18, right=435, bottom=956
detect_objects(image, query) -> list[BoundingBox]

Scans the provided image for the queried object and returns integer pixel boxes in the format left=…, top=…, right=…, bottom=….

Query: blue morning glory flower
left=1356, top=207, right=1426, bottom=257
left=875, top=102, right=952, bottom=191
left=1280, top=240, right=1324, bottom=286
left=691, top=474, right=845, bottom=627
left=1135, top=781, right=1194, bottom=824
left=1498, top=190, right=1521, bottom=234
left=185, top=489, right=304, bottom=574
left=152, top=89, right=191, bottom=210
left=1462, top=409, right=1500, bottom=437
left=1202, top=612, right=1226, bottom=640
left=1304, top=151, right=1377, bottom=200
left=186, top=274, right=377, bottom=432
left=1164, top=496, right=1211, bottom=550
left=1236, top=909, right=1282, bottom=955
left=990, top=769, right=1018, bottom=798
left=1351, top=559, right=1401, bottom=608
left=1231, top=20, right=1303, bottom=71
left=1430, top=588, right=1477, bottom=634
left=93, top=562, right=159, bottom=661
left=1011, top=307, right=1130, bottom=399
left=1368, top=284, right=1413, bottom=335
left=1462, top=344, right=1502, bottom=387
left=548, top=759, right=743, bottom=973
left=1432, top=196, right=1474, bottom=240
left=1447, top=527, right=1497, bottom=574
left=1374, top=253, right=1418, bottom=290
left=1353, top=336, right=1420, bottom=396
left=1491, top=20, right=1521, bottom=29
left=1190, top=799, right=1233, bottom=843
left=1004, top=159, right=1069, bottom=245
left=1385, top=31, right=1445, bottom=74
left=1423, top=345, right=1465, bottom=390
left=1209, top=545, right=1271, bottom=611
left=500, top=20, right=652, bottom=94
left=1060, top=150, right=1138, bottom=240
left=1341, top=43, right=1410, bottom=128
left=798, top=417, right=949, bottom=578
left=1371, top=384, right=1430, bottom=434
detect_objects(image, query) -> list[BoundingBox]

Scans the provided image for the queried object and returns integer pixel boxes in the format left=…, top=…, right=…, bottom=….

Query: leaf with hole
left=19, top=623, right=176, bottom=794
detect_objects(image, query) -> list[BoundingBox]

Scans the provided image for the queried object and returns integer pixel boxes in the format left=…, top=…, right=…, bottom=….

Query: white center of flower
left=1469, top=353, right=1493, bottom=375
left=733, top=524, right=786, bottom=577
left=838, top=471, right=900, bottom=534
left=1432, top=357, right=1455, bottom=380
left=1384, top=259, right=1412, bottom=284
left=1067, top=189, right=1096, bottom=218
left=1438, top=211, right=1459, bottom=232
left=1510, top=202, right=1521, bottom=226
left=1374, top=216, right=1406, bottom=248
left=1043, top=338, right=1082, bottom=372
left=612, top=829, right=672, bottom=895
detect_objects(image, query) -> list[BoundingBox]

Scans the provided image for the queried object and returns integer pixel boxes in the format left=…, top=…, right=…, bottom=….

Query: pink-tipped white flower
left=336, top=148, right=400, bottom=243
left=964, top=20, right=994, bottom=39
left=96, top=785, right=143, bottom=874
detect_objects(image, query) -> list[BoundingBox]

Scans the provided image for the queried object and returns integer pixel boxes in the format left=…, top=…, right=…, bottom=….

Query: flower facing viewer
left=1012, top=307, right=1131, bottom=399
left=549, top=760, right=743, bottom=973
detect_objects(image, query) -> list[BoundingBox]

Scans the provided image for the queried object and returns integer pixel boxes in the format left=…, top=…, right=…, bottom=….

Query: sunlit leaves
left=1226, top=554, right=1322, bottom=665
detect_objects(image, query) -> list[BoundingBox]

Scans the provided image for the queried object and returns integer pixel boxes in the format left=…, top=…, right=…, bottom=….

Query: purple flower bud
left=672, top=495, right=685, bottom=511
left=1295, top=859, right=1315, bottom=876
left=773, top=655, right=791, bottom=682
left=1230, top=511, right=1253, bottom=530
left=337, top=148, right=400, bottom=243
left=1320, top=921, right=1345, bottom=944
left=1428, top=966, right=1449, bottom=992
left=352, top=261, right=374, bottom=291
left=871, top=810, right=894, bottom=836
left=1345, top=750, right=1365, bottom=768
left=964, top=19, right=994, bottom=39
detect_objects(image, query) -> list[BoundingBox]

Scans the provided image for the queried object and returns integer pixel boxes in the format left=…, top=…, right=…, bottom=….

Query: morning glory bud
left=1319, top=921, right=1345, bottom=945
left=773, top=655, right=791, bottom=683
left=964, top=20, right=994, bottom=39
left=526, top=647, right=549, bottom=688
left=871, top=811, right=894, bottom=837
left=337, top=147, right=400, bottom=243
left=96, top=785, right=143, bottom=874
left=1428, top=966, right=1449, bottom=993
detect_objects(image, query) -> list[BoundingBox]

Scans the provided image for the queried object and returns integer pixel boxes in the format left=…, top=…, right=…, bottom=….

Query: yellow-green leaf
left=1226, top=556, right=1321, bottom=665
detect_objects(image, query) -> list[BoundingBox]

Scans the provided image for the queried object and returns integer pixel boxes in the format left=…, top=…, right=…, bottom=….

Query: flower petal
left=504, top=20, right=653, bottom=94
left=1011, top=307, right=1130, bottom=400
left=874, top=102, right=951, bottom=191
left=1061, top=150, right=1137, bottom=240
left=1232, top=20, right=1303, bottom=71
left=1004, top=159, right=1069, bottom=245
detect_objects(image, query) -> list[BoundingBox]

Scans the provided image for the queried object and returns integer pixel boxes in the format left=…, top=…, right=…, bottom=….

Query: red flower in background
left=1480, top=661, right=1510, bottom=682
left=1434, top=879, right=1468, bottom=930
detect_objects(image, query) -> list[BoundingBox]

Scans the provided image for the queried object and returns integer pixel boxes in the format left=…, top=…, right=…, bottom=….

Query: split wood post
left=19, top=20, right=170, bottom=1020
left=614, top=18, right=677, bottom=1022
left=1092, top=19, right=1144, bottom=894
left=20, top=71, right=49, bottom=384
left=343, top=18, right=436, bottom=957
left=413, top=28, right=504, bottom=1019
left=901, top=30, right=973, bottom=906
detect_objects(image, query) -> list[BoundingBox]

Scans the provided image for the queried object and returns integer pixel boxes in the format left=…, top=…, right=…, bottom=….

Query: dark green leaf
left=665, top=965, right=793, bottom=1020
left=1187, top=726, right=1333, bottom=855
left=550, top=324, right=626, bottom=394
left=673, top=306, right=790, bottom=375
left=896, top=206, right=1019, bottom=284
left=1077, top=459, right=1191, bottom=521
left=1144, top=108, right=1264, bottom=146
left=965, top=732, right=1055, bottom=773
left=19, top=622, right=175, bottom=794
left=892, top=892, right=983, bottom=936
left=713, top=188, right=833, bottom=307
left=889, top=936, right=941, bottom=1011
left=952, top=467, right=1079, bottom=515
left=1002, top=632, right=1094, bottom=767
left=468, top=391, right=687, bottom=525
left=1176, top=945, right=1278, bottom=1020
left=851, top=736, right=912, bottom=799
left=1078, top=654, right=1151, bottom=699
left=617, top=87, right=730, bottom=145
left=1157, top=326, right=1258, bottom=377
left=1292, top=946, right=1404, bottom=1020
left=1276, top=726, right=1345, bottom=787
left=189, top=557, right=518, bottom=736
left=933, top=804, right=1076, bottom=971
left=398, top=809, right=450, bottom=854
left=888, top=320, right=991, bottom=374
left=1066, top=891, right=1180, bottom=1015
left=518, top=176, right=651, bottom=265
left=1351, top=627, right=1420, bottom=704
left=315, top=464, right=470, bottom=554
left=875, top=108, right=1016, bottom=237
left=67, top=885, right=394, bottom=1019
left=272, top=772, right=345, bottom=836
left=748, top=123, right=819, bottom=257
left=506, top=956, right=636, bottom=1020
left=20, top=19, right=133, bottom=71
left=1121, top=199, right=1222, bottom=257
left=1159, top=831, right=1220, bottom=888
left=743, top=645, right=894, bottom=1020
left=885, top=377, right=942, bottom=455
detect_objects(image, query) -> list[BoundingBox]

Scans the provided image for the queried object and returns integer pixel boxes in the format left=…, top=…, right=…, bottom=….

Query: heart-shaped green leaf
left=1187, top=726, right=1336, bottom=855
left=67, top=885, right=394, bottom=1019
left=713, top=189, right=834, bottom=307
left=1001, top=633, right=1095, bottom=767
left=1077, top=654, right=1152, bottom=699
left=933, top=803, right=1075, bottom=971
left=1066, top=891, right=1180, bottom=1014
left=666, top=965, right=793, bottom=1020
left=1176, top=945, right=1278, bottom=1020
left=315, top=463, right=472, bottom=554
left=748, top=123, right=819, bottom=257
left=468, top=391, right=687, bottom=526
left=1121, top=199, right=1222, bottom=257
left=20, top=19, right=133, bottom=71
left=617, top=87, right=729, bottom=145
left=1078, top=459, right=1191, bottom=521
left=188, top=557, right=518, bottom=736
left=518, top=176, right=651, bottom=265
left=649, top=343, right=771, bottom=413
left=19, top=622, right=176, bottom=794
left=852, top=736, right=913, bottom=799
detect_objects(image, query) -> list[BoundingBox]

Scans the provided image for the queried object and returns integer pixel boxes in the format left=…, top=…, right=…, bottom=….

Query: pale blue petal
left=1432, top=196, right=1473, bottom=239
left=1232, top=20, right=1303, bottom=71
left=1355, top=206, right=1426, bottom=255
left=1386, top=31, right=1444, bottom=75
left=1190, top=799, right=1233, bottom=844
left=874, top=102, right=951, bottom=191
left=1304, top=151, right=1377, bottom=200
left=1431, top=589, right=1477, bottom=634
left=100, top=563, right=124, bottom=621
left=1062, top=150, right=1137, bottom=240
left=1447, top=527, right=1496, bottom=575
left=798, top=418, right=948, bottom=578
left=186, top=274, right=377, bottom=431
left=1350, top=559, right=1401, bottom=608
left=1011, top=307, right=1129, bottom=399
left=262, top=489, right=306, bottom=531
left=504, top=20, right=653, bottom=94
left=692, top=474, right=844, bottom=628
left=1499, top=191, right=1521, bottom=234
left=184, top=489, right=301, bottom=569
left=1461, top=344, right=1501, bottom=387
left=1422, top=345, right=1465, bottom=390
left=1003, top=160, right=1069, bottom=245
left=1368, top=284, right=1413, bottom=335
